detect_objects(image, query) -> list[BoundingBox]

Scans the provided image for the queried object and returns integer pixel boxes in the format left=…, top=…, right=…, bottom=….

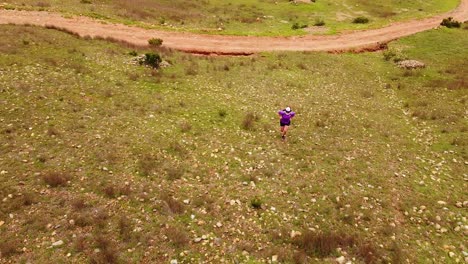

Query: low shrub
left=292, top=22, right=308, bottom=30
left=218, top=109, right=227, bottom=118
left=441, top=17, right=461, bottom=28
left=179, top=120, right=192, bottom=132
left=90, top=235, right=120, bottom=264
left=118, top=216, right=133, bottom=242
left=42, top=171, right=69, bottom=187
left=148, top=38, right=163, bottom=46
left=353, top=17, right=370, bottom=24
left=314, top=18, right=325, bottom=26
left=294, top=231, right=355, bottom=257
left=0, top=239, right=21, bottom=258
left=160, top=193, right=185, bottom=214
left=166, top=165, right=185, bottom=181
left=242, top=112, right=259, bottom=130
left=165, top=226, right=189, bottom=248
left=142, top=53, right=162, bottom=68
left=250, top=196, right=262, bottom=209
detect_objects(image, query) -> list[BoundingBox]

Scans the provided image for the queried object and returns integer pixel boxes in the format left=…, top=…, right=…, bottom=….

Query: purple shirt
left=278, top=110, right=295, bottom=123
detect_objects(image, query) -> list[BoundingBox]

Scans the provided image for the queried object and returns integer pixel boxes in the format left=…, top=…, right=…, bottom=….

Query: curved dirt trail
left=1, top=0, right=467, bottom=55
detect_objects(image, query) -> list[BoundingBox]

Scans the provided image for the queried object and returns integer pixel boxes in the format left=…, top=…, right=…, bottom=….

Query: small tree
left=143, top=53, right=162, bottom=68
left=148, top=38, right=163, bottom=47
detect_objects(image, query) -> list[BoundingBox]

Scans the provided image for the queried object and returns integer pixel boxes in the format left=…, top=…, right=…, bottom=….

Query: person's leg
left=282, top=125, right=289, bottom=137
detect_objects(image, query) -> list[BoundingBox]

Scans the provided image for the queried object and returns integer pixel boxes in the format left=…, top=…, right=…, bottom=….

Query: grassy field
left=0, top=0, right=460, bottom=36
left=0, top=24, right=467, bottom=263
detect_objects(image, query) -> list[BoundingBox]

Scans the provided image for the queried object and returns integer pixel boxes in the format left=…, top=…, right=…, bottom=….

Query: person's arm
left=278, top=111, right=283, bottom=119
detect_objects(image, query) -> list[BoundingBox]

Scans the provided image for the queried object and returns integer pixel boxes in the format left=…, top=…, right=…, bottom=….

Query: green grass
left=0, top=0, right=461, bottom=36
left=0, top=24, right=467, bottom=263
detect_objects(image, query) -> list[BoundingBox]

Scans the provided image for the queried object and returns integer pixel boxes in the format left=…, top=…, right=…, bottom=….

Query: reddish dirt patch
left=0, top=0, right=467, bottom=55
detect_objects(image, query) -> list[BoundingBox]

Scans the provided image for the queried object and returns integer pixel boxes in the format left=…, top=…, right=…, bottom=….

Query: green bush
left=383, top=50, right=396, bottom=61
left=143, top=53, right=162, bottom=68
left=382, top=49, right=407, bottom=62
left=292, top=22, right=308, bottom=30
left=314, top=18, right=325, bottom=26
left=148, top=38, right=163, bottom=47
left=128, top=50, right=138, bottom=56
left=353, top=17, right=369, bottom=24
left=440, top=17, right=461, bottom=28
left=250, top=197, right=262, bottom=209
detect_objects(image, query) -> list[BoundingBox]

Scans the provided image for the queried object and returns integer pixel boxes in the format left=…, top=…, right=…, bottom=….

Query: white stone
left=290, top=230, right=302, bottom=238
left=336, top=256, right=346, bottom=264
left=170, top=260, right=178, bottom=264
left=272, top=255, right=278, bottom=262
left=52, top=240, right=64, bottom=247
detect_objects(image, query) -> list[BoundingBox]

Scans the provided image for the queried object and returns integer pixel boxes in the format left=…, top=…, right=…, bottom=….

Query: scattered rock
left=272, top=255, right=278, bottom=262
left=437, top=201, right=447, bottom=205
left=52, top=240, right=64, bottom=247
left=160, top=61, right=171, bottom=68
left=290, top=230, right=302, bottom=238
left=336, top=256, right=346, bottom=264
left=170, top=260, right=178, bottom=264
left=0, top=221, right=4, bottom=227
left=397, top=60, right=425, bottom=69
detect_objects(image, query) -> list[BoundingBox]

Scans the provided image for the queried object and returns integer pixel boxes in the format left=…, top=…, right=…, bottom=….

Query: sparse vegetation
left=242, top=112, right=259, bottom=130
left=42, top=171, right=69, bottom=187
left=0, top=24, right=466, bottom=263
left=353, top=16, right=370, bottom=24
left=250, top=196, right=262, bottom=209
left=142, top=52, right=162, bottom=68
left=292, top=22, right=308, bottom=30
left=440, top=17, right=462, bottom=28
left=148, top=37, right=163, bottom=47
left=314, top=18, right=325, bottom=26
left=2, top=0, right=458, bottom=36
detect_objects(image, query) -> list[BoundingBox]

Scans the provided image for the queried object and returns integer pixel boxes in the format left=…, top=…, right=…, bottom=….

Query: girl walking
left=278, top=107, right=295, bottom=140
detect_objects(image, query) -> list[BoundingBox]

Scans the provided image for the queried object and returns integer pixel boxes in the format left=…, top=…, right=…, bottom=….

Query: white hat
left=285, top=107, right=291, bottom=113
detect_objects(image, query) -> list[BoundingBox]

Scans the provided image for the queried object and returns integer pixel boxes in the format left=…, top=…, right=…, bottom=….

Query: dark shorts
left=280, top=121, right=291, bottom=127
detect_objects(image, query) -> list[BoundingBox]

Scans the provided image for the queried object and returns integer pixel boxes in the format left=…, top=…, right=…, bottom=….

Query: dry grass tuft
left=90, top=235, right=120, bottom=264
left=242, top=112, right=260, bottom=130
left=42, top=171, right=70, bottom=187
left=71, top=197, right=89, bottom=211
left=294, top=231, right=355, bottom=257
left=73, top=235, right=88, bottom=253
left=165, top=226, right=189, bottom=248
left=160, top=193, right=185, bottom=214
left=137, top=153, right=160, bottom=176
left=293, top=250, right=308, bottom=264
left=0, top=239, right=21, bottom=258
left=356, top=243, right=379, bottom=264
left=118, top=216, right=133, bottom=242
left=102, top=183, right=131, bottom=198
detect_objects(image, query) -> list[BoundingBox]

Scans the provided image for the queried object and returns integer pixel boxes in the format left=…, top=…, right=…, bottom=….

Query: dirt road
left=1, top=0, right=467, bottom=55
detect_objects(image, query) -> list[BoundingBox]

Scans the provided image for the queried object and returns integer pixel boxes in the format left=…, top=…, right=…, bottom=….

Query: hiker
left=278, top=107, right=295, bottom=140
